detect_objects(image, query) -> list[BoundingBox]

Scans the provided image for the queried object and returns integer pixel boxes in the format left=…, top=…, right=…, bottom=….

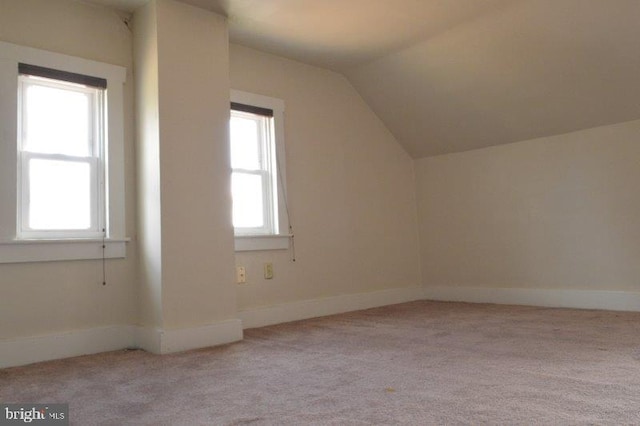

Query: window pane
left=232, top=172, right=264, bottom=228
left=230, top=116, right=261, bottom=170
left=23, top=83, right=92, bottom=157
left=28, top=159, right=92, bottom=230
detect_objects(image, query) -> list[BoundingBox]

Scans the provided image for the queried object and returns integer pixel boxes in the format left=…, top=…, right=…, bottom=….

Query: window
left=230, top=90, right=290, bottom=251
left=18, top=65, right=105, bottom=239
left=230, top=104, right=276, bottom=235
left=0, top=41, right=127, bottom=263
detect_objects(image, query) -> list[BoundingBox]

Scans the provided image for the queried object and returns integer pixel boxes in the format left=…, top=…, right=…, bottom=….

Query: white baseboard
left=423, top=286, right=640, bottom=312
left=1, top=319, right=243, bottom=368
left=238, top=285, right=424, bottom=329
left=8, top=285, right=634, bottom=369
left=135, top=319, right=243, bottom=354
left=0, top=325, right=136, bottom=369
left=134, top=325, right=162, bottom=354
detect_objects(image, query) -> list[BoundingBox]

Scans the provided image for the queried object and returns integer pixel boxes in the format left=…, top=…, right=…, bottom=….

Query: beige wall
left=230, top=44, right=422, bottom=310
left=134, top=0, right=237, bottom=332
left=155, top=0, right=237, bottom=328
left=133, top=0, right=162, bottom=328
left=3, top=0, right=638, bottom=360
left=416, top=119, right=640, bottom=292
left=0, top=0, right=419, bottom=350
left=0, top=0, right=137, bottom=339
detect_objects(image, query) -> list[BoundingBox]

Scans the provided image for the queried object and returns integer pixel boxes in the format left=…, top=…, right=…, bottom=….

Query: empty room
left=1, top=0, right=639, bottom=424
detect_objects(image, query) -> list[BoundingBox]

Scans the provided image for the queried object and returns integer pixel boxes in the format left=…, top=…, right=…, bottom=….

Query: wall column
left=134, top=0, right=239, bottom=353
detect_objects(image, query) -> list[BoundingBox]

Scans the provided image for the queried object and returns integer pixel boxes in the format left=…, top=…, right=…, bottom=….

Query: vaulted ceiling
left=87, top=0, right=640, bottom=157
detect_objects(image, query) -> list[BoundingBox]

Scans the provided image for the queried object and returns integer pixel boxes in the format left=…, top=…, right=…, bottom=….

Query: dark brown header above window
left=19, top=63, right=107, bottom=89
left=231, top=102, right=273, bottom=117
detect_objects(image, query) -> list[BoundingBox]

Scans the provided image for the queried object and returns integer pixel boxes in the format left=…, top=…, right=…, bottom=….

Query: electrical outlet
left=236, top=266, right=246, bottom=284
left=264, top=263, right=274, bottom=280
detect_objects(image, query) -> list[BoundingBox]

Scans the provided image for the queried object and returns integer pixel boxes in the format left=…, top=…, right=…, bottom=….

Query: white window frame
left=231, top=109, right=276, bottom=236
left=17, top=75, right=105, bottom=239
left=230, top=90, right=290, bottom=251
left=0, top=41, right=128, bottom=263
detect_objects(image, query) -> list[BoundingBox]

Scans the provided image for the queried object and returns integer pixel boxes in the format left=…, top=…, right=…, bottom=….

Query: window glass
left=230, top=115, right=261, bottom=170
left=23, top=81, right=92, bottom=157
left=231, top=172, right=264, bottom=228
left=28, top=159, right=92, bottom=230
left=230, top=108, right=274, bottom=235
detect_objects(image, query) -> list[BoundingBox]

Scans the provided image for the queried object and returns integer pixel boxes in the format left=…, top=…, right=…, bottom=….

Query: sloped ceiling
left=87, top=0, right=640, bottom=158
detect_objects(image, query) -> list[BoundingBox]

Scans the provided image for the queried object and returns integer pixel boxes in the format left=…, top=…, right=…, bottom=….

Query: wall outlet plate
left=236, top=266, right=246, bottom=284
left=264, top=263, right=273, bottom=279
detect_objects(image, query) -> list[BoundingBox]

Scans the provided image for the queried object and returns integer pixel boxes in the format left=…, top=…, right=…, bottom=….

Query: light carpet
left=2, top=301, right=640, bottom=425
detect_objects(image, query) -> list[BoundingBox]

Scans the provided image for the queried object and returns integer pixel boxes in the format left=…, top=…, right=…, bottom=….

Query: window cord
left=102, top=228, right=107, bottom=286
left=289, top=226, right=296, bottom=262
left=275, top=152, right=296, bottom=262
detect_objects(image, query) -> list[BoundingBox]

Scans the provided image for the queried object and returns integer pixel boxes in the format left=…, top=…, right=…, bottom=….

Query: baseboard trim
left=0, top=325, right=135, bottom=369
left=1, top=319, right=244, bottom=368
left=8, top=285, right=634, bottom=369
left=135, top=319, right=243, bottom=354
left=423, top=286, right=640, bottom=312
left=134, top=325, right=162, bottom=354
left=238, top=285, right=424, bottom=329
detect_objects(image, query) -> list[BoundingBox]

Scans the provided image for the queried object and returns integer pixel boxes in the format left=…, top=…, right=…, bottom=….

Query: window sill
left=0, top=238, right=129, bottom=264
left=234, top=234, right=291, bottom=252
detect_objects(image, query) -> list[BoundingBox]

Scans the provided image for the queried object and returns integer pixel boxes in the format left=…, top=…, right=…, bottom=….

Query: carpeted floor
left=2, top=301, right=640, bottom=425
